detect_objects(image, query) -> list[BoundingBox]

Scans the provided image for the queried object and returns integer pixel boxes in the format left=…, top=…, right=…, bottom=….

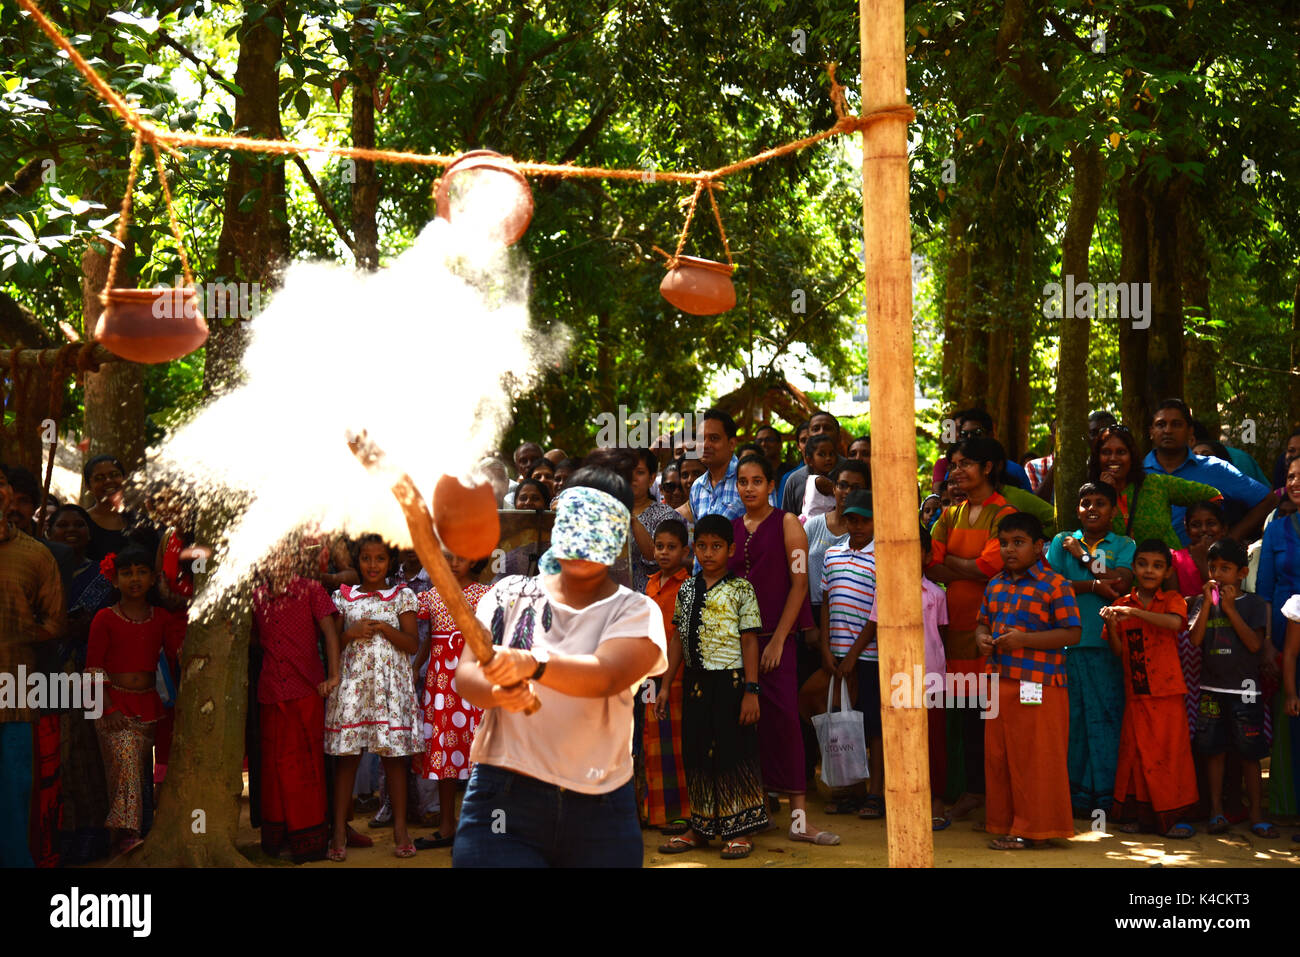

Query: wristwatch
left=530, top=646, right=549, bottom=681
left=745, top=681, right=761, bottom=695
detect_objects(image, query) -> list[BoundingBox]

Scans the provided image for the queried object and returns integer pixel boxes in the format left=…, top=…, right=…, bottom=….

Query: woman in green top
left=1087, top=425, right=1221, bottom=549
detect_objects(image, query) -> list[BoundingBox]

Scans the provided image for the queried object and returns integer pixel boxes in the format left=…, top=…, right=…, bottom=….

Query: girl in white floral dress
left=325, top=534, right=421, bottom=860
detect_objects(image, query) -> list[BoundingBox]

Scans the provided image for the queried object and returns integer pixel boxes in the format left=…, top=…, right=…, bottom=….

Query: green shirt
left=1000, top=484, right=1057, bottom=540
left=1111, top=472, right=1222, bottom=550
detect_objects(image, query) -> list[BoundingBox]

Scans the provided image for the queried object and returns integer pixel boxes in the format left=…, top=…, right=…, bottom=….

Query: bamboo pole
left=861, top=0, right=932, bottom=866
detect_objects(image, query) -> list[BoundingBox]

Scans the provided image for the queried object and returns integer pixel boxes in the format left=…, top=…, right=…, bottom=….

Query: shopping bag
left=812, top=677, right=868, bottom=788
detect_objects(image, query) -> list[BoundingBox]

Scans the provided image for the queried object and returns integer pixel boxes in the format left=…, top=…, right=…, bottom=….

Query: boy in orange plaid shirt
left=644, top=519, right=691, bottom=832
left=976, top=512, right=1082, bottom=850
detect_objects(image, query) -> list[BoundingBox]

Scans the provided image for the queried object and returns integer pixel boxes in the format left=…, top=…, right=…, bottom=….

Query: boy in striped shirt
left=976, top=512, right=1082, bottom=849
left=818, top=491, right=882, bottom=811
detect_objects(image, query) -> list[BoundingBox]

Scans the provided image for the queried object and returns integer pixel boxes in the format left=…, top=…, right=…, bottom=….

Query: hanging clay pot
left=660, top=255, right=736, bottom=316
left=95, top=286, right=209, bottom=364
left=434, top=149, right=533, bottom=246
left=433, top=473, right=500, bottom=559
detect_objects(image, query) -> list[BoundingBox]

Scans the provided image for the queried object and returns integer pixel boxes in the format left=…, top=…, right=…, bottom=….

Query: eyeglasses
left=835, top=481, right=865, bottom=492
left=958, top=428, right=987, bottom=439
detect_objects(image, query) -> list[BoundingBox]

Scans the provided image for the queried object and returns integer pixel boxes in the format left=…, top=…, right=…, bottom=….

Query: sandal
left=721, top=837, right=753, bottom=860
left=659, top=834, right=707, bottom=854
left=660, top=820, right=690, bottom=836
left=1117, top=822, right=1141, bottom=833
left=1207, top=814, right=1230, bottom=835
left=1163, top=822, right=1195, bottom=839
left=1250, top=821, right=1280, bottom=839
left=394, top=842, right=417, bottom=859
left=327, top=845, right=346, bottom=862
left=932, top=815, right=952, bottom=831
left=824, top=797, right=863, bottom=815
left=790, top=827, right=840, bottom=845
left=857, top=795, right=885, bottom=819
left=413, top=832, right=454, bottom=850
left=989, top=836, right=1047, bottom=850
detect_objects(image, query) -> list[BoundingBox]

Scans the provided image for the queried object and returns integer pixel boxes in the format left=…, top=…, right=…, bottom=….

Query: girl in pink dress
left=413, top=551, right=489, bottom=849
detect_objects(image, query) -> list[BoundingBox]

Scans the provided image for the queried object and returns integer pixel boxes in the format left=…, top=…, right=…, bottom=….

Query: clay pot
left=95, top=287, right=209, bottom=364
left=659, top=256, right=736, bottom=315
left=433, top=474, right=500, bottom=559
left=434, top=149, right=533, bottom=246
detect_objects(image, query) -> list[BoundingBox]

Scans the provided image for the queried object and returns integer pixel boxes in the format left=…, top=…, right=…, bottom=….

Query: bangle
left=530, top=656, right=547, bottom=681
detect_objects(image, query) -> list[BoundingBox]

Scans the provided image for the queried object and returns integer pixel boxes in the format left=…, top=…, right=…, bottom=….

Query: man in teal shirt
left=1045, top=481, right=1135, bottom=817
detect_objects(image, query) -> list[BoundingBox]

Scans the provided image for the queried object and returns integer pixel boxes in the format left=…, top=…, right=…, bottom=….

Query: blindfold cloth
left=537, top=485, right=631, bottom=575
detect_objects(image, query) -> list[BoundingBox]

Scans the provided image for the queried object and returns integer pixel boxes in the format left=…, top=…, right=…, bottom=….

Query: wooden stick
left=347, top=431, right=540, bottom=714
left=862, top=0, right=932, bottom=867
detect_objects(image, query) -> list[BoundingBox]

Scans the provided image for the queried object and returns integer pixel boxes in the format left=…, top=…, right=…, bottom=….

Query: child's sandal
left=721, top=838, right=753, bottom=860
left=1207, top=814, right=1230, bottom=835
left=1163, top=822, right=1195, bottom=839
left=326, top=845, right=346, bottom=862
left=1250, top=821, right=1279, bottom=839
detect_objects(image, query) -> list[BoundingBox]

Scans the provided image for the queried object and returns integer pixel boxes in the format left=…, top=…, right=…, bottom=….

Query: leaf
left=3, top=217, right=35, bottom=242
left=295, top=89, right=312, bottom=119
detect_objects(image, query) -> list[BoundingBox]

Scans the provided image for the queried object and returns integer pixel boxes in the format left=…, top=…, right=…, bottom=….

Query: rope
left=15, top=0, right=914, bottom=192
left=103, top=128, right=145, bottom=296
left=151, top=142, right=195, bottom=287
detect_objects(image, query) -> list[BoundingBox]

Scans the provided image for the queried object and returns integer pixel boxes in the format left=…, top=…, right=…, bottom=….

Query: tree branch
left=289, top=154, right=357, bottom=257
left=760, top=277, right=861, bottom=378
left=0, top=291, right=58, bottom=349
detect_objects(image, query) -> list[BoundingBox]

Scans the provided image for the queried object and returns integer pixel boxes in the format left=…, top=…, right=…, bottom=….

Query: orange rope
left=151, top=142, right=195, bottom=287
left=103, top=128, right=145, bottom=295
left=16, top=0, right=913, bottom=191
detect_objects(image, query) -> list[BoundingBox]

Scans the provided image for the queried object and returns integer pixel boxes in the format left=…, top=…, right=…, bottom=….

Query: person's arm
left=760, top=513, right=810, bottom=671
left=319, top=614, right=341, bottom=695
left=374, top=610, right=420, bottom=655
left=1117, top=606, right=1184, bottom=631
left=654, top=634, right=684, bottom=720
left=818, top=600, right=834, bottom=672
left=739, top=630, right=760, bottom=725
left=996, top=626, right=1082, bottom=651
left=1283, top=617, right=1300, bottom=715
left=676, top=501, right=693, bottom=523
left=629, top=514, right=656, bottom=567
left=1230, top=489, right=1281, bottom=543
left=468, top=635, right=664, bottom=701
left=1186, top=590, right=1212, bottom=648
left=840, top=619, right=875, bottom=677
left=1218, top=585, right=1263, bottom=653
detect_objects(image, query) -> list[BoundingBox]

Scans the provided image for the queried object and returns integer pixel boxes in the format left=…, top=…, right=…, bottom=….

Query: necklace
left=112, top=603, right=154, bottom=624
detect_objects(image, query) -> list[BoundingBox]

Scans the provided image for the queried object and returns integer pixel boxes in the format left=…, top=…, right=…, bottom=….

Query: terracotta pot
left=433, top=474, right=500, bottom=559
left=659, top=256, right=736, bottom=315
left=434, top=149, right=533, bottom=246
left=95, top=287, right=209, bottom=364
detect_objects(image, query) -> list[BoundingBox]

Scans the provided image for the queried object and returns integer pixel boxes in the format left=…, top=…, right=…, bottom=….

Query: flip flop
left=721, top=837, right=753, bottom=859
left=1163, top=822, right=1195, bottom=839
left=327, top=845, right=346, bottom=862
left=989, top=836, right=1047, bottom=850
left=659, top=834, right=707, bottom=854
left=789, top=827, right=840, bottom=845
left=932, top=815, right=952, bottom=831
left=857, top=795, right=885, bottom=819
left=1250, top=821, right=1280, bottom=839
left=394, top=842, right=417, bottom=859
left=1207, top=814, right=1230, bottom=835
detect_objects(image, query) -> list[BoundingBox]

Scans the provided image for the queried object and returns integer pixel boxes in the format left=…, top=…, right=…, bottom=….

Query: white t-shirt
left=470, top=575, right=667, bottom=794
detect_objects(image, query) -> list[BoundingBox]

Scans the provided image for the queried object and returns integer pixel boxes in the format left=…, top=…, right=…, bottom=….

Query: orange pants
left=1113, top=694, right=1198, bottom=833
left=984, top=678, right=1075, bottom=840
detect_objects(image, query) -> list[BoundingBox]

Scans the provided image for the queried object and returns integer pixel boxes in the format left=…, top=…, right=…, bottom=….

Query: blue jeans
left=453, top=763, right=643, bottom=867
left=0, top=722, right=34, bottom=867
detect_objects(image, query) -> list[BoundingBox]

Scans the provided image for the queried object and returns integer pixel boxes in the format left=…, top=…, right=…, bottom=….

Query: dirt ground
left=234, top=774, right=1300, bottom=869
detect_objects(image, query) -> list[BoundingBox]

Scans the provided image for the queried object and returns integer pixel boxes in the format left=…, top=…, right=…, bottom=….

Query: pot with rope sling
left=657, top=180, right=736, bottom=316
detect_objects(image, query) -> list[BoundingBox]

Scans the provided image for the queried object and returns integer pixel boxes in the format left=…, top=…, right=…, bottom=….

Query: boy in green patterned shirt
left=657, top=514, right=768, bottom=859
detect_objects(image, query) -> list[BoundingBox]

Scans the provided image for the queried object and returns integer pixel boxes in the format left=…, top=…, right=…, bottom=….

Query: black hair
left=1153, top=398, right=1192, bottom=426
left=527, top=458, right=556, bottom=477
left=654, top=518, right=689, bottom=547
left=833, top=459, right=870, bottom=485
left=4, top=465, right=39, bottom=500
left=755, top=424, right=780, bottom=440
left=919, top=522, right=932, bottom=557
left=48, top=502, right=93, bottom=535
left=565, top=465, right=634, bottom=511
left=737, top=452, right=774, bottom=482
left=82, top=453, right=125, bottom=485
left=1196, top=439, right=1231, bottom=461
left=951, top=436, right=1003, bottom=487
left=1088, top=410, right=1117, bottom=425
left=809, top=409, right=840, bottom=432
left=1207, top=537, right=1249, bottom=569
left=849, top=434, right=871, bottom=448
left=805, top=433, right=836, bottom=459
left=735, top=442, right=764, bottom=460
left=997, top=511, right=1045, bottom=542
left=352, top=533, right=397, bottom=575
left=1191, top=419, right=1211, bottom=443
left=956, top=408, right=994, bottom=433
left=581, top=448, right=638, bottom=488
left=113, top=543, right=156, bottom=575
left=1077, top=481, right=1117, bottom=507
left=693, top=513, right=734, bottom=545
left=1134, top=538, right=1173, bottom=565
left=513, top=477, right=551, bottom=509
left=795, top=420, right=811, bottom=437
left=555, top=457, right=582, bottom=473
left=701, top=407, right=738, bottom=439
left=631, top=447, right=659, bottom=476
left=1183, top=499, right=1226, bottom=531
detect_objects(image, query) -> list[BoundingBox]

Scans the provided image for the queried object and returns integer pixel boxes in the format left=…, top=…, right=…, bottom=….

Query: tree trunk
left=204, top=2, right=289, bottom=393
left=1143, top=178, right=1185, bottom=410
left=1178, top=203, right=1218, bottom=431
left=350, top=5, right=379, bottom=271
left=1116, top=172, right=1150, bottom=432
left=130, top=505, right=253, bottom=867
left=940, top=211, right=970, bottom=406
left=1290, top=279, right=1300, bottom=429
left=81, top=243, right=146, bottom=477
left=1053, top=143, right=1102, bottom=531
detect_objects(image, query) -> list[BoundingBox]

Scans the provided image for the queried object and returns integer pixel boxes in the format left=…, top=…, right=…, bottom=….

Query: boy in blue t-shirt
left=1045, top=481, right=1135, bottom=816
